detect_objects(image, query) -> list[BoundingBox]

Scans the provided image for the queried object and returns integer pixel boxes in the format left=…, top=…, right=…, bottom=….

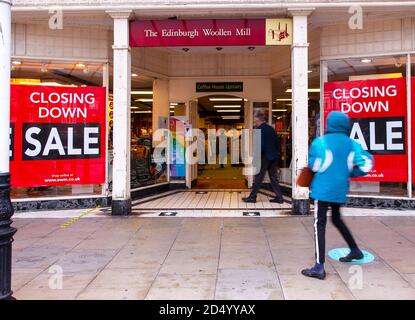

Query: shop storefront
left=5, top=1, right=415, bottom=215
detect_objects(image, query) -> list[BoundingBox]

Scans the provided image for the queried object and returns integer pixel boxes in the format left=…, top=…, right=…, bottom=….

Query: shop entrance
left=186, top=94, right=250, bottom=189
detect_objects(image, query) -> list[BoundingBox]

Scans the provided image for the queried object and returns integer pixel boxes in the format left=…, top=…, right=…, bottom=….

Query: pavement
left=10, top=208, right=415, bottom=300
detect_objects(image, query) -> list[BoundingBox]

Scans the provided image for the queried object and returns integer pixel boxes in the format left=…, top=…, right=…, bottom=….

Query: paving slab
left=215, top=269, right=283, bottom=300
left=331, top=260, right=415, bottom=300
left=159, top=249, right=219, bottom=275
left=146, top=274, right=216, bottom=300
left=278, top=273, right=355, bottom=300
left=219, top=245, right=274, bottom=270
left=77, top=287, right=149, bottom=300
left=86, top=268, right=157, bottom=289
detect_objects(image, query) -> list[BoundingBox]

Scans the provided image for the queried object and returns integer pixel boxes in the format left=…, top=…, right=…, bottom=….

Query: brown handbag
left=296, top=167, right=315, bottom=187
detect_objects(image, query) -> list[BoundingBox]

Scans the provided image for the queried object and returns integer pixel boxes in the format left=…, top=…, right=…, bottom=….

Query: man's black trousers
left=249, top=157, right=282, bottom=199
left=313, top=200, right=359, bottom=264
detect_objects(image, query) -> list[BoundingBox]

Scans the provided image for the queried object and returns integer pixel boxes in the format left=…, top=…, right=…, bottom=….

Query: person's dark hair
left=254, top=111, right=266, bottom=122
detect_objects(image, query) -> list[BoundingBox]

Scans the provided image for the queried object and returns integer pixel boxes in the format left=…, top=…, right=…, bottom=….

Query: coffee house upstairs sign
left=129, top=19, right=293, bottom=47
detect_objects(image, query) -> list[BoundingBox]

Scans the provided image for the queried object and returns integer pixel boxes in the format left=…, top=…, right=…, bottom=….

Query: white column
left=0, top=0, right=16, bottom=301
left=289, top=9, right=313, bottom=215
left=319, top=60, right=328, bottom=136
left=102, top=62, right=110, bottom=196
left=0, top=0, right=12, bottom=174
left=406, top=54, right=412, bottom=198
left=107, top=10, right=132, bottom=215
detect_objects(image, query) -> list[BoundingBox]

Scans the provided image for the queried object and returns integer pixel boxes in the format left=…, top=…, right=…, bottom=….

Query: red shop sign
left=412, top=78, right=415, bottom=182
left=130, top=19, right=293, bottom=47
left=10, top=85, right=107, bottom=188
left=324, top=77, right=407, bottom=182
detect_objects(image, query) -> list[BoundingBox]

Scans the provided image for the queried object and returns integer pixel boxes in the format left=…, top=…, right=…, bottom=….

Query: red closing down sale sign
left=324, top=77, right=407, bottom=182
left=10, top=85, right=107, bottom=188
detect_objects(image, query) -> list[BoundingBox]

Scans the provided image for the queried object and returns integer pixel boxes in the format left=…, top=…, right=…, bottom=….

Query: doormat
left=243, top=211, right=261, bottom=216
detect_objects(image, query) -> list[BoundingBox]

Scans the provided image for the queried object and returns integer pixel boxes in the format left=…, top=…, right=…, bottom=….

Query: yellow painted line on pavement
left=60, top=205, right=100, bottom=229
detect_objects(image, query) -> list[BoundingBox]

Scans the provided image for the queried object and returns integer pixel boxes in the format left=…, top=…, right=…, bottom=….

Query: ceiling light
left=222, top=116, right=240, bottom=119
left=40, top=81, right=76, bottom=87
left=361, top=58, right=372, bottom=63
left=12, top=60, right=22, bottom=65
left=217, top=110, right=240, bottom=113
left=248, top=47, right=255, bottom=51
left=285, top=88, right=320, bottom=93
left=135, top=98, right=153, bottom=102
left=182, top=48, right=189, bottom=52
left=170, top=102, right=178, bottom=106
left=213, top=105, right=241, bottom=108
left=132, top=111, right=152, bottom=114
left=75, top=63, right=86, bottom=68
left=276, top=98, right=292, bottom=102
left=131, top=90, right=153, bottom=95
left=308, top=70, right=313, bottom=73
left=210, top=98, right=243, bottom=102
left=272, top=109, right=288, bottom=112
left=131, top=73, right=139, bottom=77
left=41, top=65, right=48, bottom=73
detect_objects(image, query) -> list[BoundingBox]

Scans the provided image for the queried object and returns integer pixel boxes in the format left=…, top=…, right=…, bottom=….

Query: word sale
left=21, top=123, right=101, bottom=160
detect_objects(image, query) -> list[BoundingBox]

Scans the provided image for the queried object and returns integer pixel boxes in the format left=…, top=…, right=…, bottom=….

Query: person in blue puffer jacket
left=301, top=111, right=374, bottom=280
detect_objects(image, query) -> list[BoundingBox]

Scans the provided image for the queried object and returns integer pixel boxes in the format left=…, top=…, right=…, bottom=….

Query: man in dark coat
left=242, top=111, right=283, bottom=203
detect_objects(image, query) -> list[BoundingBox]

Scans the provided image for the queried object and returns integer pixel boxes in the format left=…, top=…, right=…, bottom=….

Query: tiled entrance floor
left=11, top=214, right=415, bottom=300
left=132, top=190, right=291, bottom=211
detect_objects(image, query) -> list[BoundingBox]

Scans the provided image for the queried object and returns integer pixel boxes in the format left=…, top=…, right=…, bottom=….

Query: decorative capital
left=287, top=8, right=315, bottom=17
left=106, top=10, right=133, bottom=20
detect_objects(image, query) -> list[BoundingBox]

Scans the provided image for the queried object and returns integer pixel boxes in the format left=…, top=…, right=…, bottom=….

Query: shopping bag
left=296, top=167, right=314, bottom=187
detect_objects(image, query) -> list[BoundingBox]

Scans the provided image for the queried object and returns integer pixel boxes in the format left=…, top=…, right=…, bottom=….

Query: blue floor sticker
left=328, top=248, right=375, bottom=264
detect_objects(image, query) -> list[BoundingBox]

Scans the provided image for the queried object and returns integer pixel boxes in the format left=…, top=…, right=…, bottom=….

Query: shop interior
left=190, top=95, right=247, bottom=189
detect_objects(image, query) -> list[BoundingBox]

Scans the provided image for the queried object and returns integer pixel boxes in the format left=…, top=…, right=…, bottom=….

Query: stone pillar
left=0, top=0, right=16, bottom=300
left=289, top=9, right=313, bottom=215
left=107, top=10, right=132, bottom=215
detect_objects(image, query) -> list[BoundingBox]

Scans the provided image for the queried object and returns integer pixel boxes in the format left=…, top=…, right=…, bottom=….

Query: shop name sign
left=130, top=19, right=292, bottom=47
left=196, top=82, right=243, bottom=92
left=324, top=78, right=407, bottom=182
left=10, top=85, right=106, bottom=188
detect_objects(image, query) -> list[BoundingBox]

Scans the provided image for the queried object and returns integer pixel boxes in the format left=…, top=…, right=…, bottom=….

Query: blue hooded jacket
left=309, top=111, right=374, bottom=204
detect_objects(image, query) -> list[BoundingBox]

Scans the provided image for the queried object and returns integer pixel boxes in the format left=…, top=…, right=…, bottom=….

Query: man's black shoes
left=301, top=265, right=326, bottom=280
left=270, top=197, right=284, bottom=203
left=242, top=197, right=256, bottom=203
left=339, top=249, right=364, bottom=262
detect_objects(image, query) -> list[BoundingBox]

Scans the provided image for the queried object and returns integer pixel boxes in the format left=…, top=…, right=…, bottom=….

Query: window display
left=130, top=93, right=168, bottom=189
left=325, top=55, right=409, bottom=197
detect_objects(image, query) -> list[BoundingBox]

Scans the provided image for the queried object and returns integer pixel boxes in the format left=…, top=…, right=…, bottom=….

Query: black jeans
left=313, top=200, right=359, bottom=264
left=249, top=157, right=282, bottom=199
